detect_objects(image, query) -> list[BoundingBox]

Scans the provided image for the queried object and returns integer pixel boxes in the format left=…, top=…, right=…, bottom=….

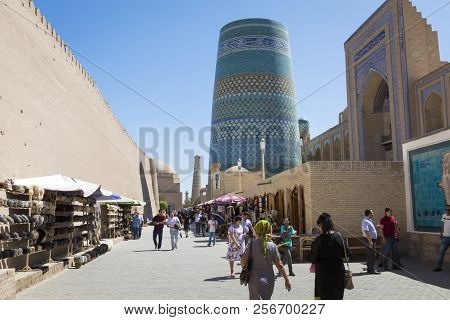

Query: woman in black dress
left=308, top=212, right=346, bottom=300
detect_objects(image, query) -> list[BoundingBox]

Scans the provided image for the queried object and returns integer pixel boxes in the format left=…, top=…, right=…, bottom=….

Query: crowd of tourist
left=139, top=203, right=449, bottom=301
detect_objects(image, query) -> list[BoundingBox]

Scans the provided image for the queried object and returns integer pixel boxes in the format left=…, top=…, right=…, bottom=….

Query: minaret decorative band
left=209, top=18, right=301, bottom=176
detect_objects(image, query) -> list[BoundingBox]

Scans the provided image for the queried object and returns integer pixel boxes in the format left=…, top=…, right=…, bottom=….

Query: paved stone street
left=18, top=227, right=450, bottom=300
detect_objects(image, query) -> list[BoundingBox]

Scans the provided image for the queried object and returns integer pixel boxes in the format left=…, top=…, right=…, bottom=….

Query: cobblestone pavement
left=18, top=226, right=450, bottom=300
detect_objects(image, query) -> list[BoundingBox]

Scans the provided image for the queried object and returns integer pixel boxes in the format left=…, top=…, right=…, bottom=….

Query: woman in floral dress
left=226, top=215, right=245, bottom=278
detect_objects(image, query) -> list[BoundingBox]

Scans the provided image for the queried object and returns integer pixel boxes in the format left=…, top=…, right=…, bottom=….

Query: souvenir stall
left=245, top=185, right=312, bottom=262
left=0, top=175, right=116, bottom=271
left=213, top=193, right=246, bottom=238
left=96, top=197, right=145, bottom=241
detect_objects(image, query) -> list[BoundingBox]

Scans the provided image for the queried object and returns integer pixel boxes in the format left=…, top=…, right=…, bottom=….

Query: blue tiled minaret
left=209, top=18, right=301, bottom=176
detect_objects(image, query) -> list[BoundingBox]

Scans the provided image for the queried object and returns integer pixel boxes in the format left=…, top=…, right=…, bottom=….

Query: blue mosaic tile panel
left=218, top=35, right=290, bottom=59
left=409, top=140, right=450, bottom=232
left=354, top=31, right=385, bottom=61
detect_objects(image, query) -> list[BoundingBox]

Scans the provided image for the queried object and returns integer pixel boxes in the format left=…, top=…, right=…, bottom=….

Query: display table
left=272, top=234, right=316, bottom=262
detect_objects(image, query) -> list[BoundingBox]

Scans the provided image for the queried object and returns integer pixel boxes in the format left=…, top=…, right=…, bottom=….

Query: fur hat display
left=74, top=256, right=83, bottom=269
left=0, top=233, right=11, bottom=241
left=31, top=201, right=44, bottom=213
left=11, top=232, right=21, bottom=241
left=4, top=179, right=13, bottom=191
left=22, top=247, right=32, bottom=254
left=41, top=242, right=54, bottom=250
left=12, top=184, right=26, bottom=194
left=4, top=215, right=14, bottom=224
left=0, top=215, right=8, bottom=224
left=32, top=186, right=45, bottom=200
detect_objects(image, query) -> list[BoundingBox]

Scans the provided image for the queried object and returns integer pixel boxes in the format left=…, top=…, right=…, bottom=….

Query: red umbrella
left=215, top=193, right=246, bottom=204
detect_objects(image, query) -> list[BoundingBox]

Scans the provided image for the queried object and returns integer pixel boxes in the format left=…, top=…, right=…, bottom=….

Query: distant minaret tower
left=192, top=155, right=201, bottom=202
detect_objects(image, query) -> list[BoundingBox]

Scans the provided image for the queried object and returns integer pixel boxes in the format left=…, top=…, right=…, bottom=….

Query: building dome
left=154, top=159, right=177, bottom=175
left=225, top=166, right=250, bottom=173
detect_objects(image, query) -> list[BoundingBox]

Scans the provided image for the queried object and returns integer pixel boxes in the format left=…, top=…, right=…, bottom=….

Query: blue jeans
left=153, top=228, right=163, bottom=249
left=170, top=229, right=179, bottom=249
left=132, top=227, right=139, bottom=239
left=208, top=231, right=216, bottom=246
left=436, top=236, right=450, bottom=269
left=279, top=246, right=293, bottom=274
left=382, top=237, right=399, bottom=269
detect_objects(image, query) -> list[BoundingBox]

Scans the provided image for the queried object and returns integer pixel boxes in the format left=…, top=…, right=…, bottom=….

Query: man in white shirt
left=194, top=212, right=201, bottom=235
left=166, top=212, right=181, bottom=250
left=207, top=216, right=218, bottom=246
left=361, top=209, right=380, bottom=274
left=362, top=209, right=380, bottom=274
left=433, top=204, right=450, bottom=271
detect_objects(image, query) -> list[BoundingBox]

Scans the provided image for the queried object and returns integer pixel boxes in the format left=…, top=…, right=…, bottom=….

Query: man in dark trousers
left=362, top=209, right=380, bottom=274
left=152, top=210, right=166, bottom=250
left=200, top=212, right=207, bottom=237
left=379, top=207, right=401, bottom=271
left=433, top=204, right=450, bottom=271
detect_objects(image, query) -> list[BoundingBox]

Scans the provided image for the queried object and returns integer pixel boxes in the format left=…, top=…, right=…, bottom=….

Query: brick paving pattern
left=17, top=227, right=450, bottom=300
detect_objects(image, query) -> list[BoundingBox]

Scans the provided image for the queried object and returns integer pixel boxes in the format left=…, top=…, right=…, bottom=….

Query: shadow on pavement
left=353, top=258, right=450, bottom=290
left=388, top=258, right=450, bottom=290
left=133, top=249, right=172, bottom=252
left=194, top=240, right=227, bottom=244
left=352, top=272, right=380, bottom=277
left=204, top=274, right=241, bottom=282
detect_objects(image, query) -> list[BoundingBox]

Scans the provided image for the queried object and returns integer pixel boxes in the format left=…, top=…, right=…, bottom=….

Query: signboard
left=214, top=172, right=220, bottom=191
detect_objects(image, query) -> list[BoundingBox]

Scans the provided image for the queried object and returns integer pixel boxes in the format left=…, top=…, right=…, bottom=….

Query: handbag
left=240, top=240, right=253, bottom=286
left=338, top=233, right=354, bottom=290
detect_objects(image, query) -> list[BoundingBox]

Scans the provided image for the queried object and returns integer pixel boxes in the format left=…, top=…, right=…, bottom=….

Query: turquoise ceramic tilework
left=210, top=18, right=301, bottom=176
left=409, top=140, right=450, bottom=232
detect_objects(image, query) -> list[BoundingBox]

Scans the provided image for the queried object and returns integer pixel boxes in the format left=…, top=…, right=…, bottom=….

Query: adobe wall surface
left=239, top=161, right=406, bottom=238
left=406, top=232, right=450, bottom=265
left=210, top=170, right=262, bottom=200
left=157, top=173, right=182, bottom=211
left=0, top=269, right=15, bottom=300
left=0, top=0, right=157, bottom=213
left=402, top=0, right=446, bottom=138
left=308, top=161, right=406, bottom=237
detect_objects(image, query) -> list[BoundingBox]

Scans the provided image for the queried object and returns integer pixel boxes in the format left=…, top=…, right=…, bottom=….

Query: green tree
left=184, top=191, right=191, bottom=207
left=159, top=201, right=168, bottom=212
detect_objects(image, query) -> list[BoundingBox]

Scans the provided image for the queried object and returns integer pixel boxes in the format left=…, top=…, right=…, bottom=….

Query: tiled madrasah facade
left=302, top=0, right=449, bottom=162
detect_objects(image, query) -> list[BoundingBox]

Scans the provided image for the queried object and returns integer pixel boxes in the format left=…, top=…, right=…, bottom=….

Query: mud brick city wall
left=0, top=269, right=16, bottom=300
left=0, top=0, right=157, bottom=212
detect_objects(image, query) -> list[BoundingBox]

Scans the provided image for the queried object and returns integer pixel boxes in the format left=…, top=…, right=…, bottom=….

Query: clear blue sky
left=34, top=0, right=449, bottom=198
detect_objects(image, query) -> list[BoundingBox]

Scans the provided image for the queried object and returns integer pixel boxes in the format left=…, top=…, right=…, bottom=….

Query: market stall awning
left=96, top=196, right=146, bottom=206
left=14, top=174, right=111, bottom=197
left=197, top=199, right=215, bottom=206
left=214, top=193, right=246, bottom=204
left=91, top=188, right=121, bottom=201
